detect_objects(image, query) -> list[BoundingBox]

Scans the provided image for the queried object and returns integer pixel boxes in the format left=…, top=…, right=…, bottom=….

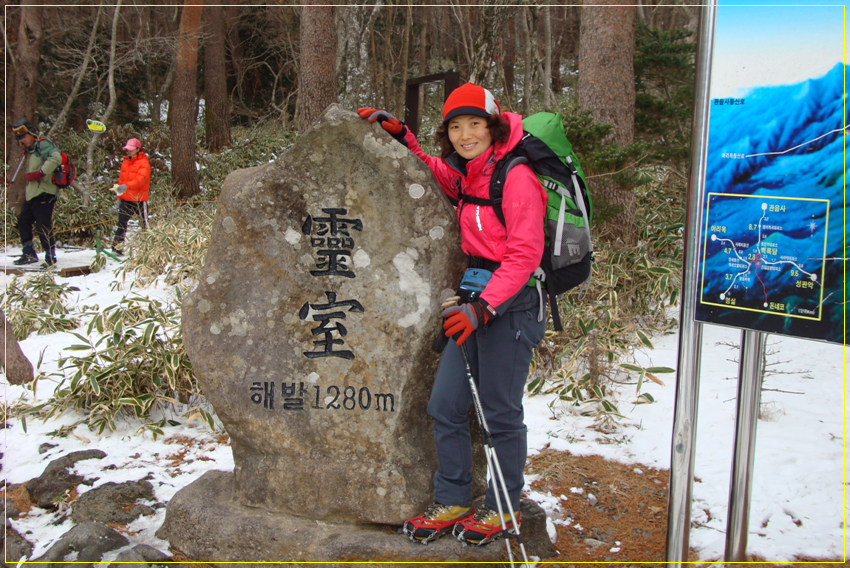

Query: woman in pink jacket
left=359, top=83, right=547, bottom=546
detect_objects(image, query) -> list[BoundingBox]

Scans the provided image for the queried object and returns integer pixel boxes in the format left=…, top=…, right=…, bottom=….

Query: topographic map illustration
left=696, top=7, right=846, bottom=344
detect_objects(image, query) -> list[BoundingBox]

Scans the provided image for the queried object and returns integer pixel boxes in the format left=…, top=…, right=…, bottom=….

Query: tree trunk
left=4, top=21, right=14, bottom=204
left=226, top=6, right=245, bottom=103
left=563, top=5, right=579, bottom=60
left=203, top=5, right=231, bottom=153
left=501, top=16, right=515, bottom=104
left=337, top=6, right=362, bottom=109
left=396, top=5, right=412, bottom=118
left=379, top=5, right=395, bottom=113
left=637, top=0, right=648, bottom=25
left=578, top=1, right=637, bottom=246
left=453, top=3, right=515, bottom=86
left=298, top=5, right=337, bottom=132
left=519, top=6, right=533, bottom=116
left=417, top=6, right=428, bottom=113
left=172, top=3, right=203, bottom=199
left=542, top=6, right=553, bottom=109
left=3, top=315, right=34, bottom=385
left=338, top=4, right=382, bottom=110
left=9, top=4, right=44, bottom=213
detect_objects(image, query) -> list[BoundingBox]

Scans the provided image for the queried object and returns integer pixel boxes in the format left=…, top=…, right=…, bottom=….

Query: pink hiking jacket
left=402, top=112, right=547, bottom=310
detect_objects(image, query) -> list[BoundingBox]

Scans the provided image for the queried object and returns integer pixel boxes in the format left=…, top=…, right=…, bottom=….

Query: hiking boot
left=111, top=247, right=124, bottom=256
left=13, top=253, right=38, bottom=266
left=453, top=505, right=521, bottom=546
left=402, top=503, right=474, bottom=544
left=41, top=256, right=57, bottom=269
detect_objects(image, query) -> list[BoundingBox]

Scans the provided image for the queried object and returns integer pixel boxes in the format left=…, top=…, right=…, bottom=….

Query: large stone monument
left=158, top=106, right=508, bottom=565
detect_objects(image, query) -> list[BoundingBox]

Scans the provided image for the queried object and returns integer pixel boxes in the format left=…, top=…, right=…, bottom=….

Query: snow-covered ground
left=3, top=246, right=846, bottom=563
left=527, top=323, right=845, bottom=562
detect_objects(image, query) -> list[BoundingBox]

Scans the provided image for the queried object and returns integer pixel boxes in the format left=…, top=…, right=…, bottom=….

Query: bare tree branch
left=82, top=1, right=121, bottom=207
left=47, top=4, right=104, bottom=138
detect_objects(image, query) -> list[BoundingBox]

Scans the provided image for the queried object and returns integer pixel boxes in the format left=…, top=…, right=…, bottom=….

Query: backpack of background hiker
left=38, top=138, right=77, bottom=188
left=484, top=112, right=594, bottom=331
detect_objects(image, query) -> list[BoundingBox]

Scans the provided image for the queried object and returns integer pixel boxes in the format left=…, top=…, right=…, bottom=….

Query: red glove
left=442, top=299, right=496, bottom=346
left=357, top=107, right=405, bottom=137
left=25, top=169, right=45, bottom=182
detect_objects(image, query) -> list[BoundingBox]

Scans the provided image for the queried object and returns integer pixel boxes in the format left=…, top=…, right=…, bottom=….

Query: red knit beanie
left=442, top=83, right=501, bottom=123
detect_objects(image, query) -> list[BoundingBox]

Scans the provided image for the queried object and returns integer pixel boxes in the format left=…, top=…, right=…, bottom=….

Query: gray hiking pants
left=427, top=287, right=546, bottom=512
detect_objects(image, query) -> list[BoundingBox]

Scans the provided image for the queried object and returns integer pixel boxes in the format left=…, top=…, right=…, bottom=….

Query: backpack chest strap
left=460, top=194, right=497, bottom=208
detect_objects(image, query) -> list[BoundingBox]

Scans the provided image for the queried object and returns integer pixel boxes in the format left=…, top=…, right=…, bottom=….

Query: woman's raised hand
left=356, top=108, right=405, bottom=137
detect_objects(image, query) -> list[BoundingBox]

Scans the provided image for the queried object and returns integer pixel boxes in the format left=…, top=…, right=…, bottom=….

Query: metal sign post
left=664, top=3, right=716, bottom=564
left=725, top=329, right=768, bottom=561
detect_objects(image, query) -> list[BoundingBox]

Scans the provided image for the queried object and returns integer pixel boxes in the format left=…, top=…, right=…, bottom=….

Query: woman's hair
left=434, top=114, right=510, bottom=160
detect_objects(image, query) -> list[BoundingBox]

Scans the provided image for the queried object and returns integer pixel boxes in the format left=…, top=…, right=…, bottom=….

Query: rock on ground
left=26, top=450, right=106, bottom=509
left=3, top=313, right=34, bottom=385
left=28, top=521, right=128, bottom=568
left=157, top=470, right=505, bottom=568
left=71, top=479, right=156, bottom=525
left=4, top=521, right=34, bottom=566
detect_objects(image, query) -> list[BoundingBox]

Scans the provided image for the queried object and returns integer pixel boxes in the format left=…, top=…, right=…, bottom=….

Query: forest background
left=3, top=2, right=700, bottom=437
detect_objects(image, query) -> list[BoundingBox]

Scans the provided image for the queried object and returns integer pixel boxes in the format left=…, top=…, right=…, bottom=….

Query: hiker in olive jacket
left=12, top=119, right=61, bottom=267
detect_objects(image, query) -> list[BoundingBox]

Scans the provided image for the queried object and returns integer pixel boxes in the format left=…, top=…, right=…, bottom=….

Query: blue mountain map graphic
left=696, top=63, right=847, bottom=344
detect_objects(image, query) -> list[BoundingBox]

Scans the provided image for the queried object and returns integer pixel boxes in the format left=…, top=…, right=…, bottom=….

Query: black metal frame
left=404, top=71, right=461, bottom=136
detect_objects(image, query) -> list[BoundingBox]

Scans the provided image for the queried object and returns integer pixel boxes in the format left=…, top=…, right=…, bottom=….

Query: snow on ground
left=526, top=322, right=846, bottom=562
left=3, top=245, right=846, bottom=563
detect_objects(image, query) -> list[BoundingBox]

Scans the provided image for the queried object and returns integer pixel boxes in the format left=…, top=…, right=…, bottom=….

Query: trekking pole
left=458, top=342, right=531, bottom=567
left=9, top=154, right=26, bottom=183
left=95, top=235, right=123, bottom=263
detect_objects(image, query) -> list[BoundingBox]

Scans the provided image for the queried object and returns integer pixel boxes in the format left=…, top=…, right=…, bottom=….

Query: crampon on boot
left=453, top=506, right=521, bottom=546
left=402, top=503, right=474, bottom=544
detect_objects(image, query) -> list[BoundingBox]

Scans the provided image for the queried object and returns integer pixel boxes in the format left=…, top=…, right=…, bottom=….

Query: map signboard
left=695, top=6, right=846, bottom=344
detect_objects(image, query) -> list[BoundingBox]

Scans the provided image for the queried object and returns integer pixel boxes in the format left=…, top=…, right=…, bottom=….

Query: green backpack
left=464, top=112, right=594, bottom=330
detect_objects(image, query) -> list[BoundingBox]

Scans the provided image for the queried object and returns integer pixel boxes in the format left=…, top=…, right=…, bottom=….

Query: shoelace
left=471, top=506, right=498, bottom=522
left=423, top=503, right=449, bottom=518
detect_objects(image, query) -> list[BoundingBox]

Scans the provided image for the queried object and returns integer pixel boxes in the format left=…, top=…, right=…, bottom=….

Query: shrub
left=4, top=273, right=82, bottom=339
left=195, top=121, right=297, bottom=201
left=115, top=205, right=213, bottom=290
left=10, top=293, right=211, bottom=439
left=529, top=179, right=685, bottom=428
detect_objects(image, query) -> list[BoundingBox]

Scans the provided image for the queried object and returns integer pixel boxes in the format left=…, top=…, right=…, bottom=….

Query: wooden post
left=404, top=71, right=461, bottom=136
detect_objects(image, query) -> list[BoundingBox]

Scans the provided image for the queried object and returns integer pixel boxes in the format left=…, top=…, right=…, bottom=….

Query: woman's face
left=447, top=115, right=492, bottom=160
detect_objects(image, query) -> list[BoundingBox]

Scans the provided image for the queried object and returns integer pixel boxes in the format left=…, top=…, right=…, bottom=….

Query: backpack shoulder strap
left=35, top=138, right=59, bottom=156
left=485, top=133, right=532, bottom=227
left=34, top=138, right=49, bottom=159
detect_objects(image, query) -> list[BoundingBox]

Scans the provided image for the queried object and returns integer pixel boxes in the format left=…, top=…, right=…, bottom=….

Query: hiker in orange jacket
left=111, top=138, right=151, bottom=255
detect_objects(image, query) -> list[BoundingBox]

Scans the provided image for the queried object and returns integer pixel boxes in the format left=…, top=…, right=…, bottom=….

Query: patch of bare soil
left=525, top=448, right=845, bottom=566
left=3, top=482, right=34, bottom=514
left=527, top=447, right=670, bottom=563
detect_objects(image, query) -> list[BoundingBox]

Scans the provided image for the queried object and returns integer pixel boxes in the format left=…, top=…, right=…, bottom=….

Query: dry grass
left=3, top=482, right=34, bottom=514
